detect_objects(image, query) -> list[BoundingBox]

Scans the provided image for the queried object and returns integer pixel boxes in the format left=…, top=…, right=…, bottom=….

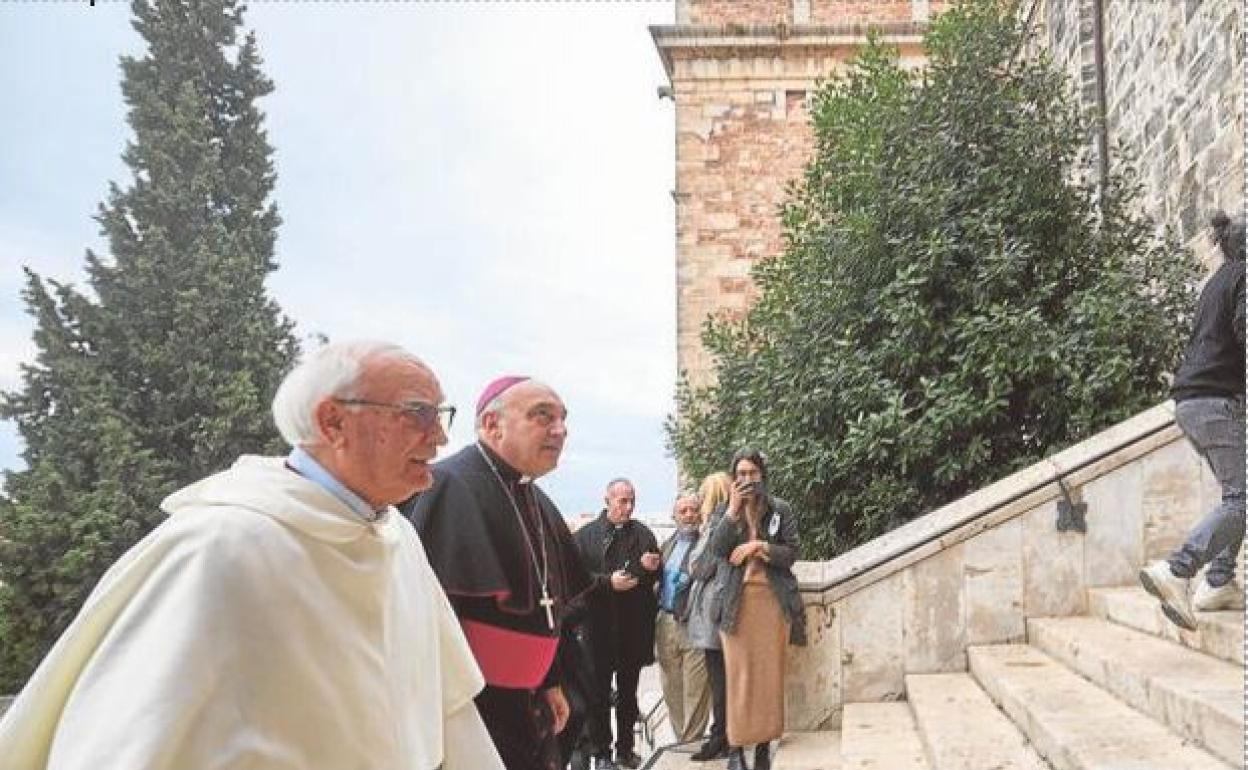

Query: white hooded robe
left=0, top=456, right=504, bottom=770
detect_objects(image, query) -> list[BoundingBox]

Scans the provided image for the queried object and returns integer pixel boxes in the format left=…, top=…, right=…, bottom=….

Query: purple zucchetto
left=475, top=376, right=531, bottom=416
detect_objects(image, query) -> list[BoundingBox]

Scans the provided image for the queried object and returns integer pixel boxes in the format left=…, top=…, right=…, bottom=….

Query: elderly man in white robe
left=0, top=340, right=504, bottom=770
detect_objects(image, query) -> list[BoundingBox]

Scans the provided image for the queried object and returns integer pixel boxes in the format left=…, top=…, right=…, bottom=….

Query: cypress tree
left=0, top=0, right=298, bottom=689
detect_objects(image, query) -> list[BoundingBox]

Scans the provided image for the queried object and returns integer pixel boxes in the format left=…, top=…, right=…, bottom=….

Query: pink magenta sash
left=460, top=619, right=559, bottom=689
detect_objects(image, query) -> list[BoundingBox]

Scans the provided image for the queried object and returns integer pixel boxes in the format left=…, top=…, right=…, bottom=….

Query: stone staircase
left=646, top=587, right=1243, bottom=769
left=642, top=404, right=1243, bottom=770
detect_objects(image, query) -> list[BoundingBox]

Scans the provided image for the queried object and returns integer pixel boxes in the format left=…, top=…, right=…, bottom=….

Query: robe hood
left=162, top=455, right=399, bottom=545
left=0, top=454, right=500, bottom=770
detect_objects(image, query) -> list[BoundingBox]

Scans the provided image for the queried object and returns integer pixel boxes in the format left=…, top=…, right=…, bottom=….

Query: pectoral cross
left=539, top=588, right=556, bottom=630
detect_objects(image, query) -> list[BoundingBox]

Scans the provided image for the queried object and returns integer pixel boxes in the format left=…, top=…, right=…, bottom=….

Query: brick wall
left=660, top=19, right=929, bottom=385
left=810, top=0, right=939, bottom=25
left=674, top=81, right=814, bottom=383
left=682, top=0, right=949, bottom=26
left=686, top=0, right=791, bottom=26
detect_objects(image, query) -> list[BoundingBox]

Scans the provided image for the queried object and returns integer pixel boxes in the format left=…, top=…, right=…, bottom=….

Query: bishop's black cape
left=402, top=443, right=591, bottom=685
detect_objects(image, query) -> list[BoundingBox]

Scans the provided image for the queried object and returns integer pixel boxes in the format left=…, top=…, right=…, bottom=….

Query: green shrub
left=667, top=0, right=1197, bottom=558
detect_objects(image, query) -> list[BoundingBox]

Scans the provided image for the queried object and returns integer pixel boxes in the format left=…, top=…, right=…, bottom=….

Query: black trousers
left=704, top=648, right=727, bottom=742
left=476, top=684, right=562, bottom=770
left=587, top=662, right=642, bottom=756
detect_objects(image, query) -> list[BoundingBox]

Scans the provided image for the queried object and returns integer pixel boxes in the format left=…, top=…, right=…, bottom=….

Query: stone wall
left=810, top=0, right=935, bottom=25
left=673, top=73, right=815, bottom=384
left=680, top=0, right=944, bottom=26
left=655, top=26, right=929, bottom=386
left=780, top=403, right=1221, bottom=729
left=1029, top=0, right=1244, bottom=268
left=685, top=0, right=792, bottom=26
left=661, top=0, right=1242, bottom=386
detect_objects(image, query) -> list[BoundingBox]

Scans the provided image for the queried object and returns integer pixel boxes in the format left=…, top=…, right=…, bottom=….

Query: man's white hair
left=475, top=397, right=504, bottom=431
left=271, top=340, right=418, bottom=447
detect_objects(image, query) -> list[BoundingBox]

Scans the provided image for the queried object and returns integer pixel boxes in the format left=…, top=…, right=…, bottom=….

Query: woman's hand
left=728, top=539, right=767, bottom=566
left=726, top=479, right=749, bottom=519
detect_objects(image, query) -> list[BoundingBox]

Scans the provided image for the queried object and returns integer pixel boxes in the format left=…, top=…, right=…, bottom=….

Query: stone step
left=1088, top=586, right=1243, bottom=665
left=905, top=673, right=1049, bottom=770
left=969, top=645, right=1232, bottom=770
left=641, top=732, right=843, bottom=770
left=841, top=702, right=931, bottom=770
left=1027, top=616, right=1242, bottom=766
left=772, top=731, right=843, bottom=770
left=642, top=743, right=718, bottom=770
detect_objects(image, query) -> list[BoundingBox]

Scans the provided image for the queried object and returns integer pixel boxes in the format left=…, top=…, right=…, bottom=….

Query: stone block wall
left=780, top=405, right=1222, bottom=729
left=1105, top=0, right=1243, bottom=260
left=1033, top=0, right=1244, bottom=268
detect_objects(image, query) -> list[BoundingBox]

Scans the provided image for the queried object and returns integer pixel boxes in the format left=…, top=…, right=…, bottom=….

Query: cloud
left=2, top=2, right=681, bottom=512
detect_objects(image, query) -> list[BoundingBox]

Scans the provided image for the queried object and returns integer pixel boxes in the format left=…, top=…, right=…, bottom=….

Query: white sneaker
left=1139, top=560, right=1197, bottom=630
left=1193, top=578, right=1245, bottom=611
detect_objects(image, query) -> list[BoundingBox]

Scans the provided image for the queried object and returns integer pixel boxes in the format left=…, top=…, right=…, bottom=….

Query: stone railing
left=780, top=401, right=1215, bottom=729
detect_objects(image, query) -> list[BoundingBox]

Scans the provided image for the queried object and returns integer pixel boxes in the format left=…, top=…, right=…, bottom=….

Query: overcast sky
left=0, top=1, right=681, bottom=518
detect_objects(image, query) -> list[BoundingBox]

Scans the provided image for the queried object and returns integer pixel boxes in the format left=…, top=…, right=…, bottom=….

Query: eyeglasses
left=335, top=398, right=456, bottom=432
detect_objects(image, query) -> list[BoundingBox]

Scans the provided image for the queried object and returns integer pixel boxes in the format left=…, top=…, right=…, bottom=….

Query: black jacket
left=1172, top=259, right=1245, bottom=401
left=572, top=513, right=659, bottom=669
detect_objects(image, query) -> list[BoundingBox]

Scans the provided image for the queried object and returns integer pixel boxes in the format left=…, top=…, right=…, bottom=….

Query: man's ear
left=481, top=410, right=501, bottom=438
left=314, top=398, right=348, bottom=448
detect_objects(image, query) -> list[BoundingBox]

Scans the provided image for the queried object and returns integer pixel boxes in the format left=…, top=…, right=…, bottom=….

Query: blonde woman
left=682, top=471, right=733, bottom=761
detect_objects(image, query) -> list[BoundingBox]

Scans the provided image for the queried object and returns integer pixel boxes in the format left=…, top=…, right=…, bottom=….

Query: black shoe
left=691, top=736, right=727, bottom=761
left=615, top=749, right=642, bottom=769
left=591, top=754, right=617, bottom=770
left=726, top=747, right=748, bottom=770
left=753, top=742, right=771, bottom=770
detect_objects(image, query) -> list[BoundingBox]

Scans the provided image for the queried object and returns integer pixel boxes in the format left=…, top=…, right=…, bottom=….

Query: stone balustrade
left=779, top=401, right=1219, bottom=729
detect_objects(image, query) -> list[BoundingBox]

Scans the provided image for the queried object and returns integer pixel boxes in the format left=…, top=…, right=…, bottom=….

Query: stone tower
left=652, top=1, right=946, bottom=388
left=654, top=0, right=1242, bottom=390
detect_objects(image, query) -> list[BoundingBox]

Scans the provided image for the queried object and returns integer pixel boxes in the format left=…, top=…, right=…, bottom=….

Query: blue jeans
left=1167, top=397, right=1246, bottom=587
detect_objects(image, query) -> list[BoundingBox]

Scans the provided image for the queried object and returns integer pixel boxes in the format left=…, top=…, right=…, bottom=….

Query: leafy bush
left=667, top=0, right=1197, bottom=558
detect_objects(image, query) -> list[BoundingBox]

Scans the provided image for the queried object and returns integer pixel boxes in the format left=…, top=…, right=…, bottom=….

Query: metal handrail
left=638, top=739, right=702, bottom=770
left=798, top=411, right=1176, bottom=596
left=637, top=692, right=667, bottom=751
